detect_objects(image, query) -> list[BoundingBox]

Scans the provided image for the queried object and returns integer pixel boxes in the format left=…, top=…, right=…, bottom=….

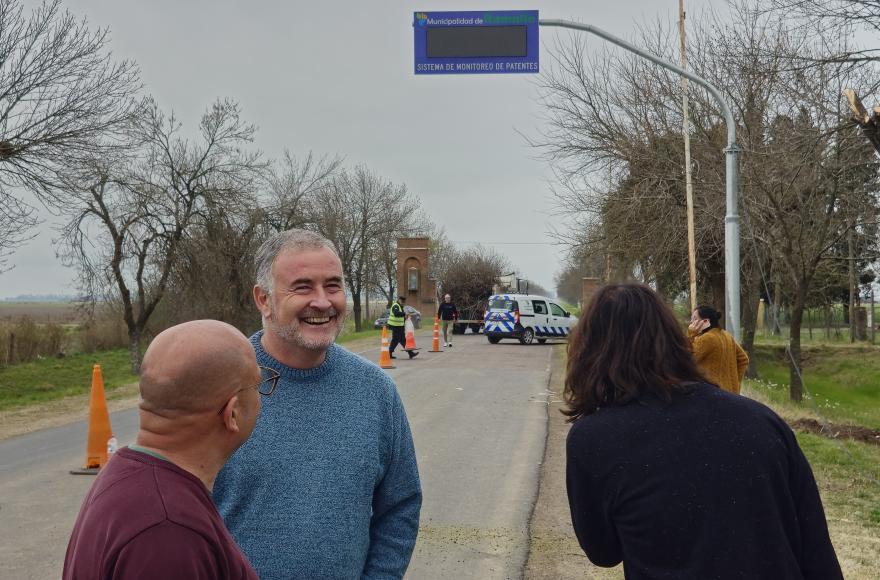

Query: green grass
left=744, top=344, right=880, bottom=575
left=792, top=433, right=880, bottom=577
left=755, top=328, right=877, bottom=345
left=0, top=349, right=137, bottom=411
left=337, top=327, right=381, bottom=344
left=0, top=320, right=382, bottom=412
left=748, top=345, right=880, bottom=430
left=557, top=300, right=581, bottom=317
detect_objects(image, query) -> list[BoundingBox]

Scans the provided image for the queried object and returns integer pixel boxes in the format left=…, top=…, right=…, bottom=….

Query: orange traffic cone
left=378, top=326, right=395, bottom=369
left=71, top=364, right=114, bottom=475
left=430, top=317, right=442, bottom=352
left=404, top=319, right=419, bottom=351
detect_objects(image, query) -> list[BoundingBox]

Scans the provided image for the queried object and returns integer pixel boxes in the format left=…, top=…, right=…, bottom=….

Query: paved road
left=0, top=332, right=555, bottom=580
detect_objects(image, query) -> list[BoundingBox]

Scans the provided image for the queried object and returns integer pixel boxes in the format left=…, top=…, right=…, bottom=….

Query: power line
left=450, top=240, right=556, bottom=246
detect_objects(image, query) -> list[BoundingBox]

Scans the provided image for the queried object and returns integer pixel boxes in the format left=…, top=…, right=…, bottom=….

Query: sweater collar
left=249, top=330, right=337, bottom=382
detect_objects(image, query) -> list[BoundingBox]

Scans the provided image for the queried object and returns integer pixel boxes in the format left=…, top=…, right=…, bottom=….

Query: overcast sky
left=1, top=0, right=728, bottom=299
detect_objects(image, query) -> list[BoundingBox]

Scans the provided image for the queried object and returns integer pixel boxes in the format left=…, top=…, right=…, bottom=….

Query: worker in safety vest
left=388, top=296, right=418, bottom=359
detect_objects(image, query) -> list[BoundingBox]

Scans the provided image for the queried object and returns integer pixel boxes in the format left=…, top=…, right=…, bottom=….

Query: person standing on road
left=688, top=304, right=749, bottom=394
left=64, top=320, right=266, bottom=580
left=214, top=229, right=422, bottom=580
left=388, top=294, right=418, bottom=359
left=437, top=293, right=459, bottom=347
left=564, top=284, right=842, bottom=579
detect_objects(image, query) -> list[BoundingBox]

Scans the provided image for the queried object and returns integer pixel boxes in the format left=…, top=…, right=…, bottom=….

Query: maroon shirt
left=64, top=447, right=257, bottom=580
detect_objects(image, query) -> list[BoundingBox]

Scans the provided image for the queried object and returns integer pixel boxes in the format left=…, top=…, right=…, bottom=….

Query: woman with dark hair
left=688, top=304, right=749, bottom=394
left=565, top=284, right=841, bottom=579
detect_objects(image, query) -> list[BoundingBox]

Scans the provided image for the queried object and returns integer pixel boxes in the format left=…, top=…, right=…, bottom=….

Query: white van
left=483, top=294, right=578, bottom=344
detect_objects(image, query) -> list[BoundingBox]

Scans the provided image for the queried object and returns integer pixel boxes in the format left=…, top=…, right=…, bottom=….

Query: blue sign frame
left=414, top=10, right=539, bottom=75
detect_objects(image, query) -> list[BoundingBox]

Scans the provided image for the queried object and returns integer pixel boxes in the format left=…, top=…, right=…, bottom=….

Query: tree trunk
left=709, top=274, right=725, bottom=327
left=128, top=328, right=143, bottom=375
left=771, top=276, right=782, bottom=336
left=741, top=293, right=760, bottom=379
left=788, top=287, right=806, bottom=402
left=352, top=294, right=362, bottom=332
left=824, top=304, right=831, bottom=340
left=365, top=280, right=371, bottom=323
left=848, top=228, right=856, bottom=343
left=807, top=308, right=813, bottom=340
left=740, top=261, right=761, bottom=378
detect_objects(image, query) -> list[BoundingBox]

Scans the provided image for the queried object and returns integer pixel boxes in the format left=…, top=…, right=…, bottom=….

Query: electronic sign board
left=413, top=10, right=539, bottom=74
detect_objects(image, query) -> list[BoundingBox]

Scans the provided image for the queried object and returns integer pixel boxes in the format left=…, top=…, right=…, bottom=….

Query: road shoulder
left=523, top=345, right=624, bottom=580
left=0, top=384, right=140, bottom=442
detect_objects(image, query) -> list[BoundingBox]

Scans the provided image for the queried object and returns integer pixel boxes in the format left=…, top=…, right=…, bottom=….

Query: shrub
left=78, top=316, right=128, bottom=353
left=0, top=318, right=70, bottom=366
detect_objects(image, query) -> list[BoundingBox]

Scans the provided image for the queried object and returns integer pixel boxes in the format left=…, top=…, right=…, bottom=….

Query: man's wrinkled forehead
left=272, top=247, right=344, bottom=284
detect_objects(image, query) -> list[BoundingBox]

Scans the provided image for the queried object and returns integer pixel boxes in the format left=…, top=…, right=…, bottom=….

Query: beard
left=266, top=302, right=346, bottom=351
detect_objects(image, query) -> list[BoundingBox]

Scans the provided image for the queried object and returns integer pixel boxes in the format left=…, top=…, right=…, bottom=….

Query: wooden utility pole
left=679, top=0, right=697, bottom=311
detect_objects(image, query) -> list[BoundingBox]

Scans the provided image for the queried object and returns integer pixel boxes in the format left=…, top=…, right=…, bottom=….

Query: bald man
left=64, top=320, right=274, bottom=580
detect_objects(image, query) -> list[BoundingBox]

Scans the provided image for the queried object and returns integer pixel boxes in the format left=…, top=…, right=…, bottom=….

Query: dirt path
left=523, top=346, right=623, bottom=579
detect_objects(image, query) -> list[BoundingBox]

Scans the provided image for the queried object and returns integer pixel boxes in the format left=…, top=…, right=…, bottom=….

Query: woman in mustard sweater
left=688, top=305, right=749, bottom=394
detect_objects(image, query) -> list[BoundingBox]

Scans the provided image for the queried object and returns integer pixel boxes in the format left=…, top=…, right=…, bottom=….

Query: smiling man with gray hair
left=213, top=228, right=422, bottom=579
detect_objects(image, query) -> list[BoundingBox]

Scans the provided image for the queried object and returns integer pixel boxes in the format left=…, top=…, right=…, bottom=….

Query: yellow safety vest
left=387, top=302, right=405, bottom=327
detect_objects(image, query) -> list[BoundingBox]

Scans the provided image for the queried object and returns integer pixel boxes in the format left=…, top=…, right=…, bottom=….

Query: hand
left=688, top=318, right=709, bottom=333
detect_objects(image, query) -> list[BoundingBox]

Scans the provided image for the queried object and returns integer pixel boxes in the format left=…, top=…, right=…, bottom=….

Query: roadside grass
left=337, top=326, right=381, bottom=344
left=0, top=318, right=382, bottom=412
left=557, top=301, right=581, bottom=317
left=743, top=343, right=880, bottom=576
left=0, top=348, right=137, bottom=411
left=791, top=432, right=880, bottom=577
left=748, top=344, right=880, bottom=430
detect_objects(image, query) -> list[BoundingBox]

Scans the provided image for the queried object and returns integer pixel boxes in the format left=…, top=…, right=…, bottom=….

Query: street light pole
left=539, top=19, right=742, bottom=341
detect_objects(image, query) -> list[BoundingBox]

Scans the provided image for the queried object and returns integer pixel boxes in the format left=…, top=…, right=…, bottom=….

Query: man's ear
left=221, top=395, right=241, bottom=434
left=253, top=285, right=272, bottom=319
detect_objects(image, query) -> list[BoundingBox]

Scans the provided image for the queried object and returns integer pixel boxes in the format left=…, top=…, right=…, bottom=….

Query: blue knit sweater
left=213, top=332, right=422, bottom=580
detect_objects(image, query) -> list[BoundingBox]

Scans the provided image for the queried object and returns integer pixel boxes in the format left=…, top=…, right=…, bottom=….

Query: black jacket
left=566, top=383, right=842, bottom=580
left=437, top=302, right=458, bottom=321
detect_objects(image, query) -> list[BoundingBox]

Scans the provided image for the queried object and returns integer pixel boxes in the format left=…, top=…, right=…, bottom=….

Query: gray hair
left=254, top=229, right=340, bottom=293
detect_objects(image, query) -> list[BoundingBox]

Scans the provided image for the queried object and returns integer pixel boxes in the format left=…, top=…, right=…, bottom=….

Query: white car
left=483, top=294, right=577, bottom=344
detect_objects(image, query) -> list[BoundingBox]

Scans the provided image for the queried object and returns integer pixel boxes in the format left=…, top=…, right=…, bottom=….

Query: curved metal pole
left=540, top=19, right=741, bottom=340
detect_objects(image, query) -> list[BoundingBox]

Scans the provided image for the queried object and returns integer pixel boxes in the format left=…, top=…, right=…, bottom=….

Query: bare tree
left=432, top=244, right=510, bottom=331
left=267, top=150, right=342, bottom=231
left=60, top=99, right=264, bottom=373
left=309, top=165, right=424, bottom=331
left=537, top=2, right=880, bottom=400
left=0, top=195, right=37, bottom=273
left=766, top=0, right=880, bottom=48
left=0, top=0, right=142, bottom=262
left=156, top=198, right=271, bottom=334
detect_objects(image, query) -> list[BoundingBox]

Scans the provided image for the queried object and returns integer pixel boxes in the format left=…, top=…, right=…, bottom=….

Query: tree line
left=0, top=0, right=516, bottom=373
left=544, top=0, right=880, bottom=401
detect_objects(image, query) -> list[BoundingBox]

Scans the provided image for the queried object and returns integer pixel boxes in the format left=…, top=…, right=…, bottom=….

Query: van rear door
left=484, top=297, right=518, bottom=333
